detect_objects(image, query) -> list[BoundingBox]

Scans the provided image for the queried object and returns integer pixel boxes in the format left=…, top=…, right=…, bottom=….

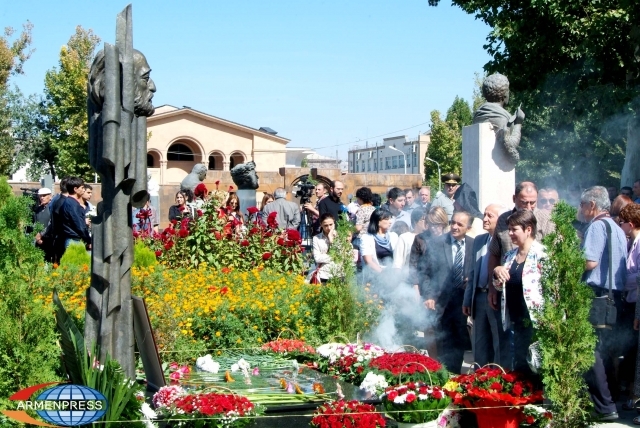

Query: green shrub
left=134, top=240, right=157, bottom=268
left=60, top=242, right=91, bottom=267
left=0, top=179, right=61, bottom=405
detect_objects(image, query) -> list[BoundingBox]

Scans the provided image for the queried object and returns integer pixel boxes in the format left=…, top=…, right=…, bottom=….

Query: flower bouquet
left=367, top=352, right=449, bottom=387
left=315, top=342, right=385, bottom=384
left=153, top=385, right=263, bottom=427
left=381, top=382, right=451, bottom=425
left=310, top=400, right=386, bottom=428
left=445, top=367, right=544, bottom=428
left=261, top=338, right=316, bottom=361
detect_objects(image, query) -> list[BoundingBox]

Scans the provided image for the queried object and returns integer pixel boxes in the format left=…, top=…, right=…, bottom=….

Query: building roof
left=149, top=105, right=290, bottom=144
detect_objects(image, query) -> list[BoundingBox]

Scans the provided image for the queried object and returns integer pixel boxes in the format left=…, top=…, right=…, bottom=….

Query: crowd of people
left=27, top=170, right=640, bottom=422
left=303, top=174, right=640, bottom=423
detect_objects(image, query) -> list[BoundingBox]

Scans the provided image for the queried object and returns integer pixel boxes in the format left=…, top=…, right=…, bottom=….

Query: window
left=367, top=160, right=371, bottom=171
left=407, top=156, right=411, bottom=167
left=399, top=156, right=405, bottom=168
left=374, top=161, right=377, bottom=171
left=361, top=160, right=365, bottom=172
left=356, top=162, right=359, bottom=172
left=385, top=157, right=390, bottom=170
left=147, top=153, right=155, bottom=167
left=392, top=156, right=398, bottom=169
left=413, top=153, right=417, bottom=167
left=167, top=143, right=194, bottom=161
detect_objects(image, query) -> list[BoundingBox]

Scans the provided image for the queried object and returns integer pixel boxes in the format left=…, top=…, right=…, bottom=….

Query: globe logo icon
left=35, top=384, right=108, bottom=426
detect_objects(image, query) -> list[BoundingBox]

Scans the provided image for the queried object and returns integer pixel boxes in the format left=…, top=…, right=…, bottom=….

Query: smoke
left=366, top=269, right=435, bottom=352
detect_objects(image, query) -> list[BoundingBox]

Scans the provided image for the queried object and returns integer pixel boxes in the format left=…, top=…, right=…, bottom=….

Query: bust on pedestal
left=230, top=161, right=259, bottom=215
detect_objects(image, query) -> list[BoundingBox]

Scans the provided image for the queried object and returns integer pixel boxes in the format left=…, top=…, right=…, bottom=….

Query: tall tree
left=429, top=0, right=640, bottom=188
left=0, top=22, right=34, bottom=176
left=424, top=96, right=472, bottom=184
left=41, top=26, right=100, bottom=181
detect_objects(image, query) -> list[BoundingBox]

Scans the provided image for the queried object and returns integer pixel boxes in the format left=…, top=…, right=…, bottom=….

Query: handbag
left=309, top=266, right=322, bottom=284
left=588, top=218, right=617, bottom=329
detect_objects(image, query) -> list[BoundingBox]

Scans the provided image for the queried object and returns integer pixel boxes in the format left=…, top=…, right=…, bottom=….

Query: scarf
left=373, top=232, right=393, bottom=252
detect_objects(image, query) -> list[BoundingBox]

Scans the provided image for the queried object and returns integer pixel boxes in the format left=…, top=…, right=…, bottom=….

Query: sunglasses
left=539, top=198, right=556, bottom=204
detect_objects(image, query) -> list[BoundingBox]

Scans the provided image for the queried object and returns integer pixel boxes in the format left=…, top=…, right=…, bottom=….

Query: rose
left=247, top=207, right=259, bottom=215
left=262, top=252, right=272, bottom=260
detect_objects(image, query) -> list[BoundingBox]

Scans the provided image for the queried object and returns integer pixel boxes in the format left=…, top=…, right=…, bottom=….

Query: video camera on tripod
left=294, top=178, right=315, bottom=206
left=20, top=187, right=41, bottom=208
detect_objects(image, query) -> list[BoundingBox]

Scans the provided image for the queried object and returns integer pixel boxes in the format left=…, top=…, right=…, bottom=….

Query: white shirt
left=360, top=232, right=399, bottom=268
left=392, top=232, right=415, bottom=269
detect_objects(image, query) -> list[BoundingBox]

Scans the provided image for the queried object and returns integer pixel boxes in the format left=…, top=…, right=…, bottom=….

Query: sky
left=2, top=0, right=492, bottom=161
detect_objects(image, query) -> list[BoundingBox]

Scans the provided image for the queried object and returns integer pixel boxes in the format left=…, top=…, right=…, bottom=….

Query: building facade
left=347, top=133, right=430, bottom=176
left=146, top=105, right=290, bottom=184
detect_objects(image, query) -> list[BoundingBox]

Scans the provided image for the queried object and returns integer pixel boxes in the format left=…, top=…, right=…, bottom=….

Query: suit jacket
left=263, top=198, right=301, bottom=229
left=463, top=233, right=492, bottom=318
left=422, top=233, right=475, bottom=309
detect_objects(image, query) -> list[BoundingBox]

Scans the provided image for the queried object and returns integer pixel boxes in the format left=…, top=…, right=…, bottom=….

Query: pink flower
left=169, top=362, right=179, bottom=370
left=170, top=371, right=181, bottom=381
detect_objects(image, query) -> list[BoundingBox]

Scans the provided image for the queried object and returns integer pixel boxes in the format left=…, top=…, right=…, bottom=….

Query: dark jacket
left=453, top=183, right=482, bottom=220
left=60, top=197, right=90, bottom=244
left=318, top=196, right=343, bottom=223
left=463, top=233, right=493, bottom=318
left=422, top=233, right=475, bottom=309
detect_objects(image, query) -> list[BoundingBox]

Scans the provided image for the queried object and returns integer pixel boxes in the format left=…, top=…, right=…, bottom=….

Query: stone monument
left=180, top=164, right=207, bottom=192
left=85, top=5, right=155, bottom=378
left=464, top=73, right=522, bottom=210
left=230, top=161, right=259, bottom=214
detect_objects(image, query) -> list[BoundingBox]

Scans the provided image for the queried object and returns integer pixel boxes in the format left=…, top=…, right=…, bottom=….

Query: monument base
left=236, top=189, right=258, bottom=216
left=462, top=123, right=515, bottom=210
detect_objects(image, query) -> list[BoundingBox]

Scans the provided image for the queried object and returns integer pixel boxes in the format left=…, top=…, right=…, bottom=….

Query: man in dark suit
left=422, top=211, right=475, bottom=374
left=463, top=204, right=509, bottom=367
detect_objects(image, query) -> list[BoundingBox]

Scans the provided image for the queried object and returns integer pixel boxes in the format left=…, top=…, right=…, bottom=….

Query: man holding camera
left=318, top=180, right=345, bottom=223
left=302, top=183, right=328, bottom=235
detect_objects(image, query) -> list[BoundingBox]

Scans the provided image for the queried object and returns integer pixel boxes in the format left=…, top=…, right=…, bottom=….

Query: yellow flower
left=215, top=331, right=221, bottom=337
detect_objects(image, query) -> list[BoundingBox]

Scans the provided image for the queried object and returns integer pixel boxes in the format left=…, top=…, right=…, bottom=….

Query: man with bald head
left=486, top=183, right=555, bottom=363
left=463, top=203, right=509, bottom=367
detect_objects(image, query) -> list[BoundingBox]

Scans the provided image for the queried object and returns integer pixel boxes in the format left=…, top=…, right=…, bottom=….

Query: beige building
left=146, top=105, right=290, bottom=184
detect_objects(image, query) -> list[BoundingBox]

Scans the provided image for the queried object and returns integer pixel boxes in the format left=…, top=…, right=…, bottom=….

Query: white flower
left=418, top=394, right=430, bottom=400
left=393, top=394, right=407, bottom=404
left=231, top=363, right=239, bottom=372
left=357, top=355, right=364, bottom=362
left=237, top=358, right=250, bottom=371
left=141, top=402, right=157, bottom=420
left=196, top=354, right=220, bottom=373
left=359, top=372, right=388, bottom=395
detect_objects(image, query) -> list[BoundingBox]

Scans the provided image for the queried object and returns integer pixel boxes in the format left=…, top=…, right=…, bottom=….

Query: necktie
left=453, top=240, right=463, bottom=288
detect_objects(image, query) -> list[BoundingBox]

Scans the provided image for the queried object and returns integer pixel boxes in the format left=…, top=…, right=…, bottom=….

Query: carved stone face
left=133, top=50, right=156, bottom=117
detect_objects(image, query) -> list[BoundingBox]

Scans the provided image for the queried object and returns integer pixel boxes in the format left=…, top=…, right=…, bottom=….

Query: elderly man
left=580, top=186, right=627, bottom=421
left=488, top=182, right=554, bottom=306
left=463, top=204, right=509, bottom=367
left=418, top=186, right=431, bottom=210
left=263, top=187, right=300, bottom=230
left=422, top=211, right=475, bottom=374
left=538, top=187, right=559, bottom=212
left=403, top=188, right=420, bottom=213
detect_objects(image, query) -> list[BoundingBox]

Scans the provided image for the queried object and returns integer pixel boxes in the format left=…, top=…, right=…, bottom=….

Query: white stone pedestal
left=462, top=122, right=515, bottom=211
left=236, top=189, right=257, bottom=216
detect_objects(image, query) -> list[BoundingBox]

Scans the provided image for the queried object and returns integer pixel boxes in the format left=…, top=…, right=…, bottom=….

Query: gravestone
left=462, top=122, right=515, bottom=210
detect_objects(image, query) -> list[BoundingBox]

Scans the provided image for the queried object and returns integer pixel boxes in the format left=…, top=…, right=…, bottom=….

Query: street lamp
left=388, top=146, right=407, bottom=174
left=425, top=157, right=441, bottom=193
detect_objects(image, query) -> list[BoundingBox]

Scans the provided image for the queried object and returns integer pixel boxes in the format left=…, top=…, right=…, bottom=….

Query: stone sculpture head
left=230, top=161, right=259, bottom=190
left=482, top=73, right=510, bottom=105
left=193, top=164, right=207, bottom=181
left=88, top=48, right=156, bottom=117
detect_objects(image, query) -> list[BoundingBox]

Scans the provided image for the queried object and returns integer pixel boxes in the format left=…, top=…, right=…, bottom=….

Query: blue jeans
left=64, top=238, right=82, bottom=249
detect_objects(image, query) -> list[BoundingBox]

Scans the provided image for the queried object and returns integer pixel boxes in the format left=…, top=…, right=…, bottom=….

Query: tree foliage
left=41, top=26, right=100, bottom=181
left=424, top=96, right=472, bottom=184
left=535, top=201, right=596, bottom=427
left=429, top=0, right=640, bottom=188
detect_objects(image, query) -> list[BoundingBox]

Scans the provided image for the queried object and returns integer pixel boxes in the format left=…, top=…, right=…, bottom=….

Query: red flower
left=178, top=228, right=189, bottom=238
left=228, top=185, right=234, bottom=192
left=220, top=287, right=229, bottom=295
left=490, top=382, right=503, bottom=392
left=405, top=392, right=416, bottom=403
left=286, top=229, right=301, bottom=242
left=214, top=231, right=222, bottom=240
left=525, top=415, right=535, bottom=424
left=249, top=227, right=259, bottom=235
left=194, top=183, right=208, bottom=198
left=277, top=238, right=285, bottom=246
left=221, top=267, right=231, bottom=274
left=164, top=241, right=174, bottom=251
left=240, top=240, right=250, bottom=247
left=247, top=206, right=259, bottom=215
left=196, top=209, right=203, bottom=217
left=215, top=180, right=220, bottom=190
left=154, top=250, right=162, bottom=257
left=262, top=252, right=272, bottom=260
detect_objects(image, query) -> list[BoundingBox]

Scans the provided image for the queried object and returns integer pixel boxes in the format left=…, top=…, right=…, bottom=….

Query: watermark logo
left=2, top=382, right=108, bottom=427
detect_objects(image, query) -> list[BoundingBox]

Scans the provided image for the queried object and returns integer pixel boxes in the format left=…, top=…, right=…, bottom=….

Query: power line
left=312, top=120, right=431, bottom=150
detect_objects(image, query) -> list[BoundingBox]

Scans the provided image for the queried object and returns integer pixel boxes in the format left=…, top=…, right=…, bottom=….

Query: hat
left=441, top=173, right=461, bottom=184
left=38, top=188, right=52, bottom=195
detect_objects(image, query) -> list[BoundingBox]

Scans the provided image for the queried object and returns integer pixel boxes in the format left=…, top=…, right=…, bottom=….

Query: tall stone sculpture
left=230, top=161, right=259, bottom=190
left=85, top=5, right=156, bottom=378
left=472, top=73, right=525, bottom=164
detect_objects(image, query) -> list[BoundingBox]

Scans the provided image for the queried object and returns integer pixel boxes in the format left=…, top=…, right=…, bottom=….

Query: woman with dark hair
left=355, top=187, right=376, bottom=238
left=453, top=183, right=484, bottom=237
left=492, top=209, right=545, bottom=374
left=371, top=193, right=382, bottom=209
left=225, top=192, right=244, bottom=225
left=611, top=194, right=633, bottom=224
left=311, top=213, right=339, bottom=283
left=360, top=209, right=398, bottom=276
left=168, top=191, right=191, bottom=222
left=257, top=193, right=274, bottom=223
